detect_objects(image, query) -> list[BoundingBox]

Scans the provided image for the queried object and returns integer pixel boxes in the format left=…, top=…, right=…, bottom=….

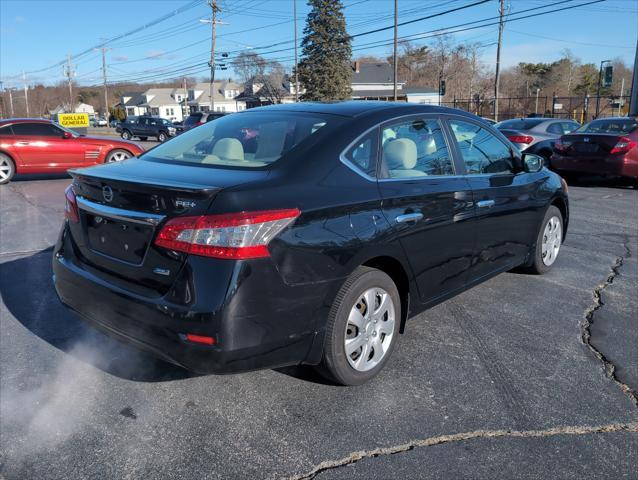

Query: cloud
left=113, top=55, right=129, bottom=62
left=145, top=50, right=177, bottom=61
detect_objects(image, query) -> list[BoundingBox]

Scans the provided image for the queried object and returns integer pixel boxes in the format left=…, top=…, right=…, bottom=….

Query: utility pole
left=595, top=59, right=611, bottom=118
left=95, top=46, right=109, bottom=117
left=494, top=0, right=505, bottom=121
left=0, top=81, right=3, bottom=118
left=535, top=88, right=540, bottom=114
left=393, top=0, right=398, bottom=101
left=201, top=1, right=221, bottom=113
left=182, top=77, right=189, bottom=119
left=64, top=54, right=75, bottom=112
left=22, top=72, right=29, bottom=117
left=8, top=88, right=14, bottom=117
left=630, top=37, right=638, bottom=116
left=293, top=0, right=299, bottom=102
left=618, top=77, right=625, bottom=116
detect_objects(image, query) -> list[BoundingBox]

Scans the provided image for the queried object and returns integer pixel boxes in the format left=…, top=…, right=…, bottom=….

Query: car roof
left=0, top=118, right=52, bottom=125
left=250, top=101, right=476, bottom=119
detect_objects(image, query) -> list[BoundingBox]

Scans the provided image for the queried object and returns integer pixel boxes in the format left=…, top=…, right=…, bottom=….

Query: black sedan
left=53, top=102, right=568, bottom=385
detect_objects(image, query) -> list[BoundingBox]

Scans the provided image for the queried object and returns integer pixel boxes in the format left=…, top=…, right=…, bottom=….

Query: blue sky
left=0, top=0, right=636, bottom=88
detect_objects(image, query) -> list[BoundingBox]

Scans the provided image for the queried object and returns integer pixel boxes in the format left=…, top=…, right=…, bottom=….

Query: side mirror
left=62, top=131, right=73, bottom=139
left=522, top=153, right=544, bottom=173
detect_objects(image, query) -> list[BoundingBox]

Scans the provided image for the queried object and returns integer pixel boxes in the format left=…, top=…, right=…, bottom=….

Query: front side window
left=143, top=112, right=337, bottom=169
left=380, top=118, right=454, bottom=178
left=11, top=123, right=62, bottom=137
left=449, top=119, right=513, bottom=175
left=343, top=129, right=378, bottom=177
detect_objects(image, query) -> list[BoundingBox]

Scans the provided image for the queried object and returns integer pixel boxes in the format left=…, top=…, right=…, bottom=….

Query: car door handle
left=16, top=141, right=30, bottom=146
left=477, top=200, right=495, bottom=209
left=395, top=212, right=424, bottom=224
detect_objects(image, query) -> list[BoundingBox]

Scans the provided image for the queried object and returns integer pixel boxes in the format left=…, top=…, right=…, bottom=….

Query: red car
left=0, top=118, right=144, bottom=184
left=551, top=116, right=638, bottom=186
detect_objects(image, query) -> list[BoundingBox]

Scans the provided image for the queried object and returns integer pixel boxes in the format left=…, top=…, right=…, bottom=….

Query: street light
left=595, top=59, right=611, bottom=119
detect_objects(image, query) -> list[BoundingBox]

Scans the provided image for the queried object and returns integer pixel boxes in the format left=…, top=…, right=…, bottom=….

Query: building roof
left=121, top=92, right=145, bottom=107
left=352, top=62, right=405, bottom=85
left=189, top=81, right=244, bottom=104
left=141, top=88, right=178, bottom=107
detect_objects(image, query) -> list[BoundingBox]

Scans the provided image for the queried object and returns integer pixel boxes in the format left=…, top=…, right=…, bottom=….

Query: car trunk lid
left=557, top=133, right=621, bottom=158
left=67, top=158, right=268, bottom=294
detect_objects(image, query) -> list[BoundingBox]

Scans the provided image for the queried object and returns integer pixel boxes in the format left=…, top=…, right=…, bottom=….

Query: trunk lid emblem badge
left=102, top=185, right=114, bottom=202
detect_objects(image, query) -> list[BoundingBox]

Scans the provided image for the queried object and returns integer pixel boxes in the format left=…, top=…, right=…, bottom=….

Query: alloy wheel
left=344, top=287, right=395, bottom=372
left=106, top=151, right=131, bottom=163
left=541, top=215, right=562, bottom=266
left=0, top=157, right=12, bottom=182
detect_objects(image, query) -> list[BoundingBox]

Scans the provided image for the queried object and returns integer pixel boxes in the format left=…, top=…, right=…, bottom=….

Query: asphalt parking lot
left=0, top=176, right=636, bottom=479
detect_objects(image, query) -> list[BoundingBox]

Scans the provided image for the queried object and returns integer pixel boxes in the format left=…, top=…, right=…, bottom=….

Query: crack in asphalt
left=580, top=239, right=637, bottom=407
left=281, top=422, right=638, bottom=480
left=6, top=183, right=64, bottom=215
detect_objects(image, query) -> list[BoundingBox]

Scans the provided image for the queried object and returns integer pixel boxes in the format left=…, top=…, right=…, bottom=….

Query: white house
left=350, top=62, right=440, bottom=104
left=139, top=88, right=185, bottom=122
left=188, top=81, right=246, bottom=113
left=50, top=102, right=96, bottom=115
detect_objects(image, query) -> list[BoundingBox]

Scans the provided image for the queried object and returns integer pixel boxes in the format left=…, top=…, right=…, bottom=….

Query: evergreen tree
left=297, top=0, right=352, bottom=101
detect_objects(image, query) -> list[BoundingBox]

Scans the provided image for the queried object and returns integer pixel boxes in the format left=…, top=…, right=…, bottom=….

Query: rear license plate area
left=86, top=215, right=153, bottom=264
left=574, top=143, right=599, bottom=153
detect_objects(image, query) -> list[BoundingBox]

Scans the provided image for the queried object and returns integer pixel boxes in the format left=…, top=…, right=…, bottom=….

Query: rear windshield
left=576, top=118, right=638, bottom=134
left=143, top=112, right=334, bottom=168
left=495, top=119, right=545, bottom=130
left=184, top=114, right=202, bottom=125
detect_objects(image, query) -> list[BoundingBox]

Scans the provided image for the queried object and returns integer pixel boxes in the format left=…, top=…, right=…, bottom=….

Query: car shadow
left=562, top=174, right=636, bottom=189
left=0, top=248, right=194, bottom=382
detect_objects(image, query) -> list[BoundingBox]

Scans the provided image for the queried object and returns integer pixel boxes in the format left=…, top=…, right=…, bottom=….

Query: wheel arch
left=550, top=195, right=569, bottom=240
left=361, top=255, right=412, bottom=334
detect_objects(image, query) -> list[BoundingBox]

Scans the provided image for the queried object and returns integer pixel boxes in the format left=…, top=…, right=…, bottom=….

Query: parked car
left=53, top=102, right=568, bottom=385
left=96, top=117, right=108, bottom=127
left=182, top=111, right=227, bottom=131
left=0, top=118, right=144, bottom=184
left=551, top=116, right=638, bottom=186
left=495, top=117, right=580, bottom=165
left=116, top=115, right=177, bottom=142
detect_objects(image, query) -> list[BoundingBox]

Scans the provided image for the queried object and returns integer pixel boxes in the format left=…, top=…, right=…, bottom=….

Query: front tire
left=317, top=267, right=401, bottom=386
left=158, top=132, right=167, bottom=142
left=0, top=153, right=16, bottom=185
left=121, top=130, right=132, bottom=140
left=525, top=205, right=564, bottom=274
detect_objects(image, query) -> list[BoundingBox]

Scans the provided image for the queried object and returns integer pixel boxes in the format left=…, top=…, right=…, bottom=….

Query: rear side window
left=380, top=118, right=453, bottom=178
left=449, top=119, right=513, bottom=175
left=561, top=122, right=579, bottom=134
left=546, top=123, right=563, bottom=134
left=144, top=112, right=336, bottom=168
left=343, top=129, right=378, bottom=177
left=185, top=114, right=202, bottom=126
left=577, top=119, right=638, bottom=134
left=0, top=125, right=14, bottom=135
left=11, top=123, right=62, bottom=137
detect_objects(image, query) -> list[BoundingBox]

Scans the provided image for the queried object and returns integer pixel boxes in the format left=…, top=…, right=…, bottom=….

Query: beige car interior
left=383, top=138, right=427, bottom=178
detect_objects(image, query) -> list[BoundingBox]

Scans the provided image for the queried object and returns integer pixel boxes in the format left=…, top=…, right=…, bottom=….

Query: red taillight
left=555, top=139, right=572, bottom=152
left=184, top=333, right=215, bottom=345
left=155, top=208, right=301, bottom=259
left=64, top=185, right=79, bottom=223
left=610, top=136, right=637, bottom=155
left=507, top=135, right=534, bottom=144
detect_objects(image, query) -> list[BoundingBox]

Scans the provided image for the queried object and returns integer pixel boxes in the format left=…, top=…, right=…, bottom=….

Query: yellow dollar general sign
left=58, top=113, right=90, bottom=128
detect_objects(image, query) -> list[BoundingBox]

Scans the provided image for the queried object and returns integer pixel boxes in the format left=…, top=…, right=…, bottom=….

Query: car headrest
left=212, top=138, right=244, bottom=161
left=384, top=138, right=417, bottom=170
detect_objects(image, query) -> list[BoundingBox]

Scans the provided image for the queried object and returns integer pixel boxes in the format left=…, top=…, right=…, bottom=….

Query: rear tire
left=121, top=130, right=132, bottom=140
left=316, top=267, right=401, bottom=386
left=105, top=149, right=132, bottom=163
left=523, top=205, right=563, bottom=275
left=0, top=153, right=15, bottom=185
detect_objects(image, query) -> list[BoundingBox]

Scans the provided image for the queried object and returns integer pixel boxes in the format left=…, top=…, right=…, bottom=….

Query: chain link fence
left=441, top=95, right=631, bottom=123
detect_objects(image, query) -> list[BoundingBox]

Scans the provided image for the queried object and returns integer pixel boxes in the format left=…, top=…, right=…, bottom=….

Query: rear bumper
left=551, top=153, right=638, bottom=178
left=52, top=223, right=334, bottom=373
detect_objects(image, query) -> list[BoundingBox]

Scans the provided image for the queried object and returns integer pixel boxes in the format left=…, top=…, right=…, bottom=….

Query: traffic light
left=221, top=53, right=229, bottom=58
left=439, top=79, right=446, bottom=96
left=602, top=65, right=613, bottom=88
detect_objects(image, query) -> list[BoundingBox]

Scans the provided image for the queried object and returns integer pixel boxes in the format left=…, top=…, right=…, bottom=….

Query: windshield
left=143, top=112, right=334, bottom=168
left=576, top=118, right=638, bottom=134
